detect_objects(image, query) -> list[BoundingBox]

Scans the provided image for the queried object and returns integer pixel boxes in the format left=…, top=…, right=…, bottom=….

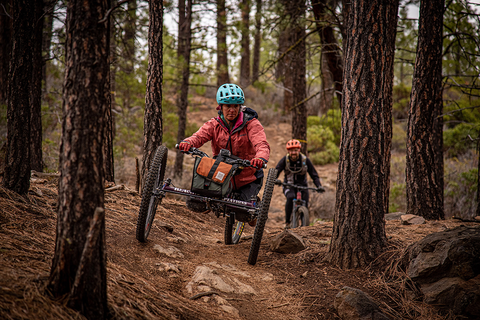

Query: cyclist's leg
left=284, top=189, right=295, bottom=227
left=233, top=178, right=263, bottom=202
left=302, top=189, right=310, bottom=207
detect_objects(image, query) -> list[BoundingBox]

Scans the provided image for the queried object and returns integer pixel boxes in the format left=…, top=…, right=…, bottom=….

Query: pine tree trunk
left=291, top=16, right=307, bottom=155
left=124, top=0, right=136, bottom=74
left=329, top=1, right=399, bottom=269
left=406, top=0, right=444, bottom=220
left=239, top=0, right=250, bottom=88
left=312, top=0, right=343, bottom=111
left=0, top=0, right=12, bottom=106
left=142, top=0, right=164, bottom=186
left=4, top=0, right=34, bottom=194
left=47, top=1, right=109, bottom=318
left=251, top=0, right=262, bottom=84
left=42, top=0, right=56, bottom=101
left=216, top=0, right=230, bottom=86
left=30, top=0, right=45, bottom=173
left=174, top=0, right=192, bottom=178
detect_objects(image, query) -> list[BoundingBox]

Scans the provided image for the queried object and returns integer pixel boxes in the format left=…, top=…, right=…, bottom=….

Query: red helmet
left=286, top=139, right=301, bottom=150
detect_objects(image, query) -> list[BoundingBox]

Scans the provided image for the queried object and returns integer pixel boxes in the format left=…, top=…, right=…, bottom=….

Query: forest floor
left=1, top=98, right=479, bottom=320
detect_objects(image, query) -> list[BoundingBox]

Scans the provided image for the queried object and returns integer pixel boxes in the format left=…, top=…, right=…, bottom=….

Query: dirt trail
left=2, top=98, right=474, bottom=319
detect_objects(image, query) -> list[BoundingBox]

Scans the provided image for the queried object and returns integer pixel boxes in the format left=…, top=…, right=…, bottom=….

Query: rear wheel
left=224, top=215, right=245, bottom=245
left=292, top=206, right=309, bottom=228
left=248, top=168, right=277, bottom=265
left=136, top=146, right=168, bottom=242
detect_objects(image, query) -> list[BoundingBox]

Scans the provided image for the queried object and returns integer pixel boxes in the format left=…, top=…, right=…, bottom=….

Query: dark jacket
left=275, top=154, right=321, bottom=188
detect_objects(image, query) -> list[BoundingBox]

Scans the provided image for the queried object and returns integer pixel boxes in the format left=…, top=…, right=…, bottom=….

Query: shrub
left=307, top=124, right=339, bottom=165
left=443, top=123, right=479, bottom=157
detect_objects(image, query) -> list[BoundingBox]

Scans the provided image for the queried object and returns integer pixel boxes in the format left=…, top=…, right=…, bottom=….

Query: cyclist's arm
left=246, top=118, right=270, bottom=163
left=275, top=156, right=286, bottom=179
left=183, top=119, right=215, bottom=148
left=306, top=157, right=322, bottom=188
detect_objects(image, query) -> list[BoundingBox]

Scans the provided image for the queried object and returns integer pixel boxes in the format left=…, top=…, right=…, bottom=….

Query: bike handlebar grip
left=274, top=179, right=282, bottom=186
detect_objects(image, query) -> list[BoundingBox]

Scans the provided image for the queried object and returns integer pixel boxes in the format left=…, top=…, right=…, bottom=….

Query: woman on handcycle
left=178, top=83, right=270, bottom=220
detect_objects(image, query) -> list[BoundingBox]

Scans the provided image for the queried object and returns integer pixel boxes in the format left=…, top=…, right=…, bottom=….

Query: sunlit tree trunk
left=406, top=0, right=445, bottom=220
left=216, top=0, right=230, bottom=87
left=142, top=0, right=163, bottom=187
left=329, top=1, right=399, bottom=269
left=4, top=0, right=34, bottom=194
left=174, top=0, right=192, bottom=178
left=47, top=1, right=109, bottom=318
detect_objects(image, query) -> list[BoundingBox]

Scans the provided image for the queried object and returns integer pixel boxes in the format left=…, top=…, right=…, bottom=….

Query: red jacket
left=184, top=108, right=270, bottom=188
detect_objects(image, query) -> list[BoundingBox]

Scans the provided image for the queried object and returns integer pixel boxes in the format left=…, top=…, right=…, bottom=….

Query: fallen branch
left=31, top=170, right=60, bottom=177
left=267, top=302, right=290, bottom=309
left=105, top=185, right=125, bottom=192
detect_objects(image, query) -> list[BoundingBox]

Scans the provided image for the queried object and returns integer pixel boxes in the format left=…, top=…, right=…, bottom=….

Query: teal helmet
left=216, top=83, right=245, bottom=105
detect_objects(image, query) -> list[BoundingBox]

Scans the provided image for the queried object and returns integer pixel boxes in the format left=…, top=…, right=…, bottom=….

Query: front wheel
left=248, top=168, right=277, bottom=265
left=225, top=214, right=245, bottom=245
left=136, top=146, right=168, bottom=242
left=292, top=206, right=309, bottom=228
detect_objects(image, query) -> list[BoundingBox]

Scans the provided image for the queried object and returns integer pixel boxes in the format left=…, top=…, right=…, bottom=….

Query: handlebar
left=274, top=180, right=325, bottom=193
left=175, top=144, right=266, bottom=169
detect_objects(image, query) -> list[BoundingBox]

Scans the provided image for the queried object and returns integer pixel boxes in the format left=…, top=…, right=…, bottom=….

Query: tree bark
left=251, top=0, right=262, bottom=84
left=216, top=0, right=230, bottom=87
left=47, top=1, right=109, bottom=318
left=4, top=0, right=34, bottom=194
left=239, top=0, right=250, bottom=88
left=311, top=0, right=343, bottom=111
left=406, top=0, right=445, bottom=220
left=0, top=0, right=12, bottom=106
left=328, top=1, right=399, bottom=269
left=30, top=0, right=45, bottom=173
left=174, top=0, right=192, bottom=178
left=42, top=0, right=56, bottom=101
left=142, top=0, right=163, bottom=187
left=124, top=0, right=136, bottom=74
left=291, top=12, right=307, bottom=155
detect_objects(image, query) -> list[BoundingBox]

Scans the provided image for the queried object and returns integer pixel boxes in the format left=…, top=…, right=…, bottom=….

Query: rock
left=401, top=214, right=425, bottom=225
left=421, top=275, right=480, bottom=317
left=153, top=244, right=184, bottom=259
left=269, top=229, right=306, bottom=254
left=405, top=226, right=480, bottom=318
left=186, top=265, right=256, bottom=295
left=334, top=287, right=390, bottom=320
left=384, top=212, right=403, bottom=221
left=407, top=226, right=480, bottom=283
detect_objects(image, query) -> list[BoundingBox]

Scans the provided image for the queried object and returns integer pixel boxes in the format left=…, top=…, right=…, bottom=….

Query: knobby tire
left=136, top=146, right=168, bottom=242
left=292, top=206, right=309, bottom=228
left=247, top=168, right=277, bottom=265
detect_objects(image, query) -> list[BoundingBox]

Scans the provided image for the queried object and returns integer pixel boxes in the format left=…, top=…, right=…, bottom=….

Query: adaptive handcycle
left=274, top=180, right=325, bottom=228
left=135, top=145, right=277, bottom=265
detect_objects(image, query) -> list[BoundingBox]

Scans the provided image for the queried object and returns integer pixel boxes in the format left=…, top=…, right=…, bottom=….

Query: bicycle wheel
left=224, top=215, right=245, bottom=245
left=247, top=168, right=277, bottom=265
left=292, top=206, right=309, bottom=228
left=136, top=146, right=168, bottom=242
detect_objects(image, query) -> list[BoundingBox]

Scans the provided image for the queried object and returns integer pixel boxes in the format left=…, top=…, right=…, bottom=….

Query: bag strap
left=203, top=155, right=224, bottom=188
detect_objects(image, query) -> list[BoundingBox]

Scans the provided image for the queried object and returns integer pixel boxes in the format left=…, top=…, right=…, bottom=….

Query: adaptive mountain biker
left=275, top=139, right=324, bottom=229
left=178, top=83, right=270, bottom=221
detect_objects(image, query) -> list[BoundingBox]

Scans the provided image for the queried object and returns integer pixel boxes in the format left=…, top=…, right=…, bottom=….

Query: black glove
left=274, top=179, right=282, bottom=186
left=316, top=186, right=325, bottom=193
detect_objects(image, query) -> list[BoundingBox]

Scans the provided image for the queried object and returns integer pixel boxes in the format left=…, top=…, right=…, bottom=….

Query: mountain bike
left=135, top=145, right=277, bottom=265
left=275, top=180, right=324, bottom=228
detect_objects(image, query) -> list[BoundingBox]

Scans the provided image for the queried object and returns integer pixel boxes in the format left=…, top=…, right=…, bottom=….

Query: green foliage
left=445, top=155, right=478, bottom=219
left=391, top=121, right=407, bottom=152
left=389, top=182, right=406, bottom=213
left=162, top=112, right=199, bottom=150
left=307, top=114, right=340, bottom=165
left=392, top=83, right=411, bottom=120
left=443, top=123, right=479, bottom=157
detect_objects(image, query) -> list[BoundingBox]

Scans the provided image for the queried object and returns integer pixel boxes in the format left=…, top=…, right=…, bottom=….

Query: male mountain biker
left=179, top=83, right=270, bottom=216
left=275, top=139, right=324, bottom=228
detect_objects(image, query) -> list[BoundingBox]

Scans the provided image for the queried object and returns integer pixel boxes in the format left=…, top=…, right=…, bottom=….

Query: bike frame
left=153, top=178, right=258, bottom=218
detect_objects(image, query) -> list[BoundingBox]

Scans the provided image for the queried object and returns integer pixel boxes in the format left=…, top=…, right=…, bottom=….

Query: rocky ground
left=1, top=98, right=479, bottom=319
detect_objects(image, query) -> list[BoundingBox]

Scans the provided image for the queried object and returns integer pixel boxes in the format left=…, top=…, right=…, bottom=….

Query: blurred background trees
left=0, top=0, right=478, bottom=218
